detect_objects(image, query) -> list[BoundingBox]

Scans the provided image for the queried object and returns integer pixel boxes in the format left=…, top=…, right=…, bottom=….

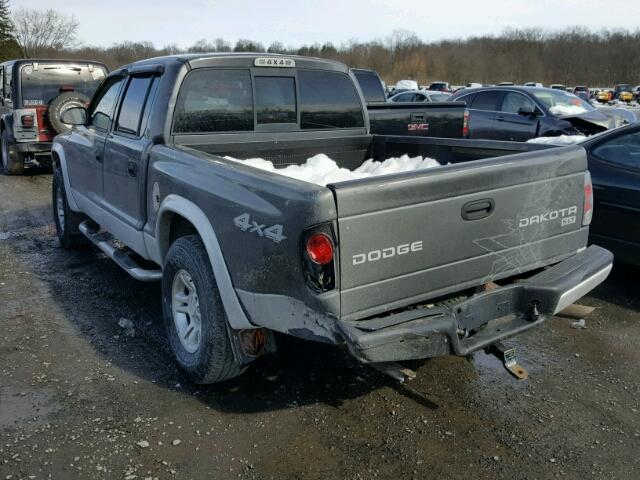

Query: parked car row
left=449, top=86, right=633, bottom=140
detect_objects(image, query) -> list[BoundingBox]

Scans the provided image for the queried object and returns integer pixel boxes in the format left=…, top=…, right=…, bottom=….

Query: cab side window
left=501, top=92, right=535, bottom=114
left=0, top=67, right=4, bottom=100
left=116, top=75, right=154, bottom=136
left=592, top=130, right=640, bottom=171
left=89, top=77, right=124, bottom=131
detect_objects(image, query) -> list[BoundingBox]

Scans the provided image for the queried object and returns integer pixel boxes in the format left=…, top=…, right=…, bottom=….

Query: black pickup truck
left=352, top=68, right=467, bottom=138
left=51, top=53, right=612, bottom=385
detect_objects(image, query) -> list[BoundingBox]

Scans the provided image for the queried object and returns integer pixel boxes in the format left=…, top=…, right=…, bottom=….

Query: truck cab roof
left=112, top=52, right=349, bottom=76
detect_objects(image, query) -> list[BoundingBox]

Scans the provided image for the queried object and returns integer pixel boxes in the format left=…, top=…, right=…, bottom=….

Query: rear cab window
left=172, top=67, right=364, bottom=134
left=19, top=62, right=106, bottom=107
left=173, top=69, right=253, bottom=133
left=299, top=70, right=364, bottom=129
left=255, top=76, right=296, bottom=124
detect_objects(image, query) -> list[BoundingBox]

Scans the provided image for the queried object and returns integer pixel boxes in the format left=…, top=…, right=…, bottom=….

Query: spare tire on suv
left=48, top=91, right=91, bottom=134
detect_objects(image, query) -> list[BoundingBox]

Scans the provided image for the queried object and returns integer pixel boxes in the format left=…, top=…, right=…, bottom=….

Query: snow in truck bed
left=227, top=154, right=441, bottom=186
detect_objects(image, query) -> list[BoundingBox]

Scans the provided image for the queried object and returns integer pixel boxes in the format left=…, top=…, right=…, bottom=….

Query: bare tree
left=12, top=8, right=79, bottom=57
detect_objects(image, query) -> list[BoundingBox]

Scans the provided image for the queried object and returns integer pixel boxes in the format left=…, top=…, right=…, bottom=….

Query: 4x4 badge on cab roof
left=254, top=57, right=295, bottom=68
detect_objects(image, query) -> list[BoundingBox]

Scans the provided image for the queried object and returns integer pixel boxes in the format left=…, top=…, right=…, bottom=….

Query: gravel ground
left=1, top=171, right=639, bottom=480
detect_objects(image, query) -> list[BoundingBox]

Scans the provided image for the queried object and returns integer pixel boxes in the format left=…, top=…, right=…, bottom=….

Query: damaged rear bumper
left=336, top=245, right=613, bottom=363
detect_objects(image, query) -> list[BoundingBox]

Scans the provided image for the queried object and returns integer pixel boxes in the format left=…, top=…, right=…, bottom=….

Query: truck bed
left=178, top=134, right=587, bottom=321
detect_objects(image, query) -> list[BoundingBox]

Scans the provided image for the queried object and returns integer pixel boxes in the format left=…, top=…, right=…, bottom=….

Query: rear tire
left=52, top=164, right=89, bottom=248
left=162, top=235, right=246, bottom=384
left=1, top=129, right=24, bottom=175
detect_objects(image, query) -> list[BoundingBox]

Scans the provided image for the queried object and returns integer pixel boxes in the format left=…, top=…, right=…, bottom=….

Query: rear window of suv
left=20, top=63, right=106, bottom=107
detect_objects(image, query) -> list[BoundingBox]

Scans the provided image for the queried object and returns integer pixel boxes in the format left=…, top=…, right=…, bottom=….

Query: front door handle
left=496, top=116, right=505, bottom=122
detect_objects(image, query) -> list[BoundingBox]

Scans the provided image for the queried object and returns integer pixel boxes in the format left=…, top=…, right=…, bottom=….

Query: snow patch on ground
left=226, top=153, right=441, bottom=185
left=527, top=135, right=586, bottom=145
left=549, top=105, right=589, bottom=116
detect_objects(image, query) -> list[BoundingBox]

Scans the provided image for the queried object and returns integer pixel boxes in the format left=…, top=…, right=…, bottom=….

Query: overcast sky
left=11, top=0, right=640, bottom=48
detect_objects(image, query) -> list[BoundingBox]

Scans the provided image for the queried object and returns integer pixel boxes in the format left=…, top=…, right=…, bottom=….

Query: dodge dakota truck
left=51, top=53, right=613, bottom=384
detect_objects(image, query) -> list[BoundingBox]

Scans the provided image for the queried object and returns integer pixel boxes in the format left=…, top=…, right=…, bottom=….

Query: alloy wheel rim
left=171, top=269, right=202, bottom=354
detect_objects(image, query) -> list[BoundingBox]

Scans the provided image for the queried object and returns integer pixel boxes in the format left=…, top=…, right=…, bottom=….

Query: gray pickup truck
left=51, top=53, right=613, bottom=384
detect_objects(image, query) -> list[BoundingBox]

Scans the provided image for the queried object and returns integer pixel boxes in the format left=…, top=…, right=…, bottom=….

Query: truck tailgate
left=367, top=101, right=465, bottom=138
left=330, top=146, right=590, bottom=321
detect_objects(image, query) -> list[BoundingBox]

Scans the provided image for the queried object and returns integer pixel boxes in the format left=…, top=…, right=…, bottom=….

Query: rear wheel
left=52, top=164, right=89, bottom=248
left=1, top=129, right=24, bottom=175
left=162, top=235, right=245, bottom=384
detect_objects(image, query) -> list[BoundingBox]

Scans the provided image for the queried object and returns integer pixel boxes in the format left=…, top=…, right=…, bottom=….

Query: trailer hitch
left=485, top=342, right=528, bottom=380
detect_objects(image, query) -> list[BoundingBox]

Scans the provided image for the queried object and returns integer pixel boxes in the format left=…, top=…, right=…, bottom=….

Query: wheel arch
left=51, top=142, right=81, bottom=211
left=155, top=194, right=254, bottom=330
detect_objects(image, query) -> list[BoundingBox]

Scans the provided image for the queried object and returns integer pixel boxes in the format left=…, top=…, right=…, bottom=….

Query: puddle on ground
left=0, top=387, right=61, bottom=428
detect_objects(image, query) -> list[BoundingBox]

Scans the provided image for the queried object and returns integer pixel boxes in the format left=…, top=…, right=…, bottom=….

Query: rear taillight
left=306, top=233, right=334, bottom=265
left=462, top=109, right=470, bottom=138
left=583, top=172, right=593, bottom=226
left=21, top=114, right=34, bottom=127
left=302, top=227, right=336, bottom=292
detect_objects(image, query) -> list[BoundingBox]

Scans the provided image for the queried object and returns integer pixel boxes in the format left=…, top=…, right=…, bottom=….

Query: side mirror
left=60, top=106, right=87, bottom=126
left=518, top=106, right=539, bottom=116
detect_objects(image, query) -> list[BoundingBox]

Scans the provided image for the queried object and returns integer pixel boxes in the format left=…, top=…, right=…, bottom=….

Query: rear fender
left=51, top=143, right=81, bottom=212
left=152, top=194, right=254, bottom=330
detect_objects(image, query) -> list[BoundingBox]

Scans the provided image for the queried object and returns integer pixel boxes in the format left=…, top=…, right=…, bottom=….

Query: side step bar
left=78, top=220, right=162, bottom=282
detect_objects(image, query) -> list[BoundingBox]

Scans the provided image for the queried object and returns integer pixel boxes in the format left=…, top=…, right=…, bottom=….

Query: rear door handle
left=496, top=116, right=505, bottom=122
left=462, top=198, right=495, bottom=220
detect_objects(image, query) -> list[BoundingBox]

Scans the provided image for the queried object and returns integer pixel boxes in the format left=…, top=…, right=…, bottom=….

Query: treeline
left=11, top=27, right=640, bottom=87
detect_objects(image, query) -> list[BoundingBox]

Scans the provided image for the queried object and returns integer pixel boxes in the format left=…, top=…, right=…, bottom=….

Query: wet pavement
left=1, top=170, right=639, bottom=479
